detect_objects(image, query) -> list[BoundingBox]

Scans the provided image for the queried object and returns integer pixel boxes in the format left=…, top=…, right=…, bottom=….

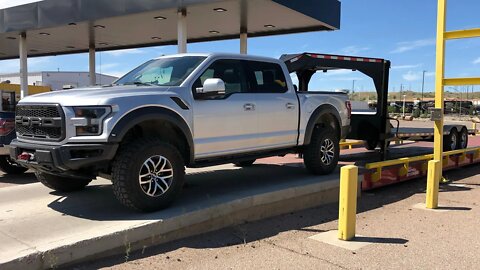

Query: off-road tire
left=443, top=128, right=459, bottom=151
left=303, top=126, right=339, bottom=175
left=111, top=137, right=185, bottom=212
left=36, top=172, right=92, bottom=192
left=233, top=159, right=256, bottom=167
left=0, top=156, right=28, bottom=174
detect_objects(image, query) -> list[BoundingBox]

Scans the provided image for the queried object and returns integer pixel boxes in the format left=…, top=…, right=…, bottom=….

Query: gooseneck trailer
left=281, top=52, right=475, bottom=157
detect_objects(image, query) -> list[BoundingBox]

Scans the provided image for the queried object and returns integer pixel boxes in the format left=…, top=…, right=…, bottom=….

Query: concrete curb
left=2, top=178, right=341, bottom=270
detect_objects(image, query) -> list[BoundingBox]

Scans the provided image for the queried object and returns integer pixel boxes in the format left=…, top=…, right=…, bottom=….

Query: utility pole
left=403, top=94, right=406, bottom=118
left=421, top=70, right=426, bottom=111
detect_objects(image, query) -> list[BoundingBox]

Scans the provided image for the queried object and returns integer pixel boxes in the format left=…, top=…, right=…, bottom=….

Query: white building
left=0, top=71, right=118, bottom=90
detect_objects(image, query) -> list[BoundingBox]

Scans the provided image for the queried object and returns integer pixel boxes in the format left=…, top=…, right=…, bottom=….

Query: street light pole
left=403, top=94, right=406, bottom=118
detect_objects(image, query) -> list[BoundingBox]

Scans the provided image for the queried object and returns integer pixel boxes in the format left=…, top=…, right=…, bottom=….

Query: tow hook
left=18, top=152, right=34, bottom=161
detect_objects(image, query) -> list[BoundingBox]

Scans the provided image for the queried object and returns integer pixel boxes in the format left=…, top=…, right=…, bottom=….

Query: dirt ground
left=72, top=163, right=480, bottom=270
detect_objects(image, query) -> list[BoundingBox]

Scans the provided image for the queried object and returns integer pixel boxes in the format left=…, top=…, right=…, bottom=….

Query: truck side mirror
left=196, top=78, right=226, bottom=96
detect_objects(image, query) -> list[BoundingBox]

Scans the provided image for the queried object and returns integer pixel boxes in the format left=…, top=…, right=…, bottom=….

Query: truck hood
left=19, top=85, right=173, bottom=106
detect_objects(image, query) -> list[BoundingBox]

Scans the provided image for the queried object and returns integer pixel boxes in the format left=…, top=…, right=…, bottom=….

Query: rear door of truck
left=244, top=60, right=299, bottom=149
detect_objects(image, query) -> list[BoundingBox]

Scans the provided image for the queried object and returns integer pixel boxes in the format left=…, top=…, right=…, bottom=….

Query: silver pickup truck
left=9, top=53, right=350, bottom=212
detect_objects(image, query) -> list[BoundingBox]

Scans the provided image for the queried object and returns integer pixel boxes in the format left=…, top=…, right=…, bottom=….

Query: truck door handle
left=286, top=103, right=296, bottom=110
left=243, top=103, right=255, bottom=111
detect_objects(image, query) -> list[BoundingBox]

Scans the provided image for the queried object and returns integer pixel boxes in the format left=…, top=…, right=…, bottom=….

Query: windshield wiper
left=124, top=82, right=154, bottom=86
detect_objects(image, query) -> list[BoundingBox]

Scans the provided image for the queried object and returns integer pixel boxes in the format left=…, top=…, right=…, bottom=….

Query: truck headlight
left=72, top=106, right=111, bottom=136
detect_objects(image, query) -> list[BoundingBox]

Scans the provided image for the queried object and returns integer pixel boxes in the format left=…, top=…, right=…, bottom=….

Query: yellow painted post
left=433, top=0, right=446, bottom=182
left=426, top=160, right=441, bottom=209
left=338, top=165, right=358, bottom=241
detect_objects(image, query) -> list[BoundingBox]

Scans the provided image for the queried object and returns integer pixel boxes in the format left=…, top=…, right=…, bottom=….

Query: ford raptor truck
left=9, top=53, right=351, bottom=212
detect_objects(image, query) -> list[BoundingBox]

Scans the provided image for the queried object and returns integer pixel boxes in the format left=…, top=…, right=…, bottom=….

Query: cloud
left=0, top=57, right=51, bottom=74
left=402, top=71, right=422, bottom=81
left=103, top=48, right=145, bottom=57
left=474, top=57, right=480, bottom=64
left=340, top=46, right=370, bottom=55
left=392, top=64, right=422, bottom=70
left=391, top=39, right=435, bottom=53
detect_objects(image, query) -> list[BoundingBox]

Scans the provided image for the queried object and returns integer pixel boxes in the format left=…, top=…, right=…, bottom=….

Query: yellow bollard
left=338, top=165, right=358, bottom=241
left=426, top=160, right=441, bottom=209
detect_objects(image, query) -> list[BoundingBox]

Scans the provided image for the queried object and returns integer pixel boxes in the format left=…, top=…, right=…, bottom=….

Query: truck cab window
left=193, top=59, right=247, bottom=98
left=246, top=61, right=288, bottom=93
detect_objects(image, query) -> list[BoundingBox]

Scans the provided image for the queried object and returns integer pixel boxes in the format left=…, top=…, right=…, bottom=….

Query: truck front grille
left=15, top=105, right=65, bottom=141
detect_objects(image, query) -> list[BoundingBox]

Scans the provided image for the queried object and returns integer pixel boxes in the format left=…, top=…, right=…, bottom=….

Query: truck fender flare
left=303, top=104, right=341, bottom=145
left=108, top=107, right=194, bottom=163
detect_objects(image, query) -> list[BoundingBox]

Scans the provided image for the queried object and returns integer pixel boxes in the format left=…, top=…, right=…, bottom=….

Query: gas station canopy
left=0, top=0, right=341, bottom=60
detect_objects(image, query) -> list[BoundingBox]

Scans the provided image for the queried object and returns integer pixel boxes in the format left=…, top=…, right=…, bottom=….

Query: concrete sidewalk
left=0, top=163, right=342, bottom=270
left=77, top=165, right=480, bottom=270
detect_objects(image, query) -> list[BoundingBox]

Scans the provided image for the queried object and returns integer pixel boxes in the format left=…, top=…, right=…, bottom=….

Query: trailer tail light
left=345, top=101, right=352, bottom=119
left=0, top=119, right=15, bottom=136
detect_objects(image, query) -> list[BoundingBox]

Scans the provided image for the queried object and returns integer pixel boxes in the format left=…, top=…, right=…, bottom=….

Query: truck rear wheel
left=303, top=126, right=339, bottom=175
left=0, top=156, right=28, bottom=174
left=112, top=138, right=185, bottom=212
left=35, top=172, right=92, bottom=192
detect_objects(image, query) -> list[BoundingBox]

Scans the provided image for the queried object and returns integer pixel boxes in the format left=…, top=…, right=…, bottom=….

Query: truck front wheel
left=0, top=156, right=28, bottom=174
left=303, top=126, right=339, bottom=175
left=112, top=138, right=185, bottom=212
left=36, top=172, right=92, bottom=192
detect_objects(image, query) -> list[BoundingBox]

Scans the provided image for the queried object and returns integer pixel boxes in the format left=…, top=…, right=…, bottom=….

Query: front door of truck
left=192, top=59, right=258, bottom=159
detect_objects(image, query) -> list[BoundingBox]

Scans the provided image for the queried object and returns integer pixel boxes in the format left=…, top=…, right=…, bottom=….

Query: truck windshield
left=115, top=56, right=206, bottom=86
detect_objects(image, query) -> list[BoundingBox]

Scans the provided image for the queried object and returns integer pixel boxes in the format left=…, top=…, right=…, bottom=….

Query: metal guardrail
left=363, top=146, right=480, bottom=185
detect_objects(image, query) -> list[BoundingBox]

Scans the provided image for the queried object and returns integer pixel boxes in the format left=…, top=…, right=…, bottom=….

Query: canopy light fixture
left=94, top=25, right=106, bottom=29
left=39, top=32, right=50, bottom=36
left=98, top=42, right=108, bottom=46
left=264, top=24, right=276, bottom=28
left=151, top=36, right=162, bottom=40
left=213, top=8, right=227, bottom=12
left=209, top=30, right=220, bottom=34
left=154, top=16, right=166, bottom=20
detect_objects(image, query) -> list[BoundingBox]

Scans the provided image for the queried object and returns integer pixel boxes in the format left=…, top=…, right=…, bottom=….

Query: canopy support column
left=89, top=45, right=96, bottom=86
left=177, top=8, right=187, bottom=53
left=19, top=32, right=28, bottom=99
left=240, top=29, right=248, bottom=54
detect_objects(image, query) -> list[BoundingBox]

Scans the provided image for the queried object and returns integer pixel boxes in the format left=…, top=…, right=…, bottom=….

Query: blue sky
left=1, top=0, right=479, bottom=93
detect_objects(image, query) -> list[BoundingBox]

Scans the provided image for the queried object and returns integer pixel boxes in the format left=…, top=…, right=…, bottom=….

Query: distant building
left=0, top=71, right=118, bottom=90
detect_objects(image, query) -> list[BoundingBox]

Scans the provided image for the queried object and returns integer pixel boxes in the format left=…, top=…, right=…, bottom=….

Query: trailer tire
left=304, top=126, right=339, bottom=175
left=364, top=139, right=378, bottom=151
left=458, top=128, right=468, bottom=149
left=233, top=159, right=256, bottom=167
left=112, top=137, right=185, bottom=212
left=443, top=128, right=459, bottom=151
left=0, top=156, right=28, bottom=174
left=36, top=172, right=92, bottom=192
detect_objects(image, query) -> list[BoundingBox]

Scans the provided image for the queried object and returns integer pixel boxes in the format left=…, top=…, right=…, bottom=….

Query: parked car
left=9, top=53, right=351, bottom=212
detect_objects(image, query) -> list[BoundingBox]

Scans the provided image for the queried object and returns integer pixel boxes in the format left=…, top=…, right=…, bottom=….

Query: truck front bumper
left=9, top=140, right=118, bottom=176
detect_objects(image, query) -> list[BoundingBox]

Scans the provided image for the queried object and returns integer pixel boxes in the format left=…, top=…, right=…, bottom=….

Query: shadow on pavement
left=352, top=236, right=408, bottom=245
left=0, top=171, right=37, bottom=185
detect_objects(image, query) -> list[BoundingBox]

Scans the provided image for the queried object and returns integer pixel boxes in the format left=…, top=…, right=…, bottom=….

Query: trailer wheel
left=458, top=128, right=468, bottom=149
left=0, top=156, right=28, bottom=174
left=364, top=139, right=378, bottom=151
left=303, top=126, right=339, bottom=175
left=443, top=128, right=459, bottom=151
